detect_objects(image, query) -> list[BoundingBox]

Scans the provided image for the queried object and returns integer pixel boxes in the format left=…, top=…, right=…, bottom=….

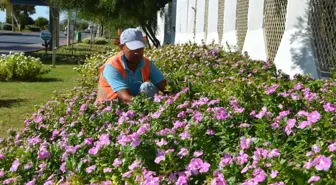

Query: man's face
left=121, top=45, right=144, bottom=64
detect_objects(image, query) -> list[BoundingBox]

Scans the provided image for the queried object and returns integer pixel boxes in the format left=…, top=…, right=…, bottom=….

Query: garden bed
left=0, top=43, right=335, bottom=185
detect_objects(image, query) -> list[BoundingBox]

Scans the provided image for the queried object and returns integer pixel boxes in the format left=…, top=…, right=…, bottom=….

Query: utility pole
left=67, top=11, right=72, bottom=46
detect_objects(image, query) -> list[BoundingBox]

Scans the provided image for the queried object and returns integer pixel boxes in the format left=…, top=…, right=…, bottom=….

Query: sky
left=0, top=6, right=66, bottom=22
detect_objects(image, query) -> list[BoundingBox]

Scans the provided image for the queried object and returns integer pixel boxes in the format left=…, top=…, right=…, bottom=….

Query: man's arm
left=117, top=89, right=133, bottom=104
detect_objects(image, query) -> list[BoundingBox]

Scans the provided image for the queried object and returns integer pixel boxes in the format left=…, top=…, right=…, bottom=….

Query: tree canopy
left=48, top=0, right=171, bottom=47
left=35, top=17, right=49, bottom=29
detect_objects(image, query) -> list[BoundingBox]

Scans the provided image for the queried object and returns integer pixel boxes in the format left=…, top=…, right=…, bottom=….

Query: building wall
left=157, top=0, right=335, bottom=78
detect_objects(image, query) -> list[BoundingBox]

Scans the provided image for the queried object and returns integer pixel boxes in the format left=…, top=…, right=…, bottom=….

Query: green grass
left=0, top=64, right=79, bottom=137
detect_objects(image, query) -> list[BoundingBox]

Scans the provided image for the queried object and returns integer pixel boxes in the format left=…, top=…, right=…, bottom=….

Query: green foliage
left=77, top=22, right=89, bottom=31
left=0, top=53, right=51, bottom=81
left=48, top=0, right=170, bottom=47
left=26, top=25, right=41, bottom=32
left=34, top=17, right=49, bottom=29
left=2, top=23, right=12, bottom=30
left=0, top=43, right=335, bottom=184
left=83, top=38, right=110, bottom=45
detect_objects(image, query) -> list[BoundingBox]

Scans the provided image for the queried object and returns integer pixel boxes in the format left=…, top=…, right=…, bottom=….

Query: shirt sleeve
left=102, top=64, right=128, bottom=92
left=149, top=61, right=165, bottom=85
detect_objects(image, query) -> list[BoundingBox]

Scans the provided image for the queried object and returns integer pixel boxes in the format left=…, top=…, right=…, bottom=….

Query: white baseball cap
left=120, top=28, right=146, bottom=50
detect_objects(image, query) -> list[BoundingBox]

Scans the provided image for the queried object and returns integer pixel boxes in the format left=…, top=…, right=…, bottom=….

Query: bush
left=2, top=24, right=12, bottom=31
left=0, top=43, right=335, bottom=184
left=26, top=25, right=41, bottom=32
left=34, top=17, right=48, bottom=29
left=83, top=37, right=109, bottom=45
left=0, top=52, right=51, bottom=81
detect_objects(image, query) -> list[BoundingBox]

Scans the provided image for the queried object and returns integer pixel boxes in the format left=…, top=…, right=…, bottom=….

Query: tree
left=35, top=17, right=49, bottom=29
left=1, top=0, right=36, bottom=30
left=47, top=0, right=171, bottom=47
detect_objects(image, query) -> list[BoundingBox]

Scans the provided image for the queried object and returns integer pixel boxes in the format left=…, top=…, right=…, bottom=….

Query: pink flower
left=219, top=154, right=232, bottom=168
left=312, top=144, right=320, bottom=153
left=312, top=155, right=331, bottom=171
left=240, top=137, right=252, bottom=150
left=155, top=150, right=165, bottom=164
left=255, top=106, right=267, bottom=119
left=239, top=123, right=250, bottom=128
left=0, top=153, right=5, bottom=159
left=129, top=160, right=140, bottom=171
left=179, top=132, right=191, bottom=140
left=328, top=142, right=336, bottom=152
left=211, top=173, right=227, bottom=185
left=294, top=83, right=303, bottom=90
left=206, top=129, right=216, bottom=135
left=3, top=178, right=16, bottom=185
left=130, top=133, right=140, bottom=147
left=253, top=168, right=266, bottom=183
left=38, top=150, right=50, bottom=159
left=177, top=111, right=186, bottom=118
left=10, top=159, right=20, bottom=172
left=137, top=124, right=150, bottom=135
left=176, top=173, right=188, bottom=185
left=101, top=180, right=112, bottom=185
left=307, top=111, right=320, bottom=123
left=84, top=138, right=94, bottom=145
left=306, top=151, right=313, bottom=156
left=178, top=148, right=189, bottom=158
left=85, top=165, right=96, bottom=173
left=308, top=176, right=320, bottom=183
left=103, top=168, right=112, bottom=173
left=285, top=119, right=296, bottom=135
left=80, top=103, right=87, bottom=111
left=241, top=165, right=250, bottom=174
left=270, top=170, right=278, bottom=179
left=268, top=149, right=280, bottom=158
left=193, top=111, right=203, bottom=123
left=323, top=103, right=335, bottom=112
left=25, top=179, right=36, bottom=185
left=155, top=139, right=168, bottom=147
left=0, top=169, right=4, bottom=177
left=193, top=150, right=203, bottom=157
left=122, top=171, right=132, bottom=178
left=304, top=159, right=312, bottom=169
left=236, top=152, right=249, bottom=165
left=186, top=158, right=210, bottom=175
left=296, top=110, right=308, bottom=117
left=113, top=158, right=122, bottom=167
left=298, top=121, right=310, bottom=129
left=99, top=134, right=110, bottom=145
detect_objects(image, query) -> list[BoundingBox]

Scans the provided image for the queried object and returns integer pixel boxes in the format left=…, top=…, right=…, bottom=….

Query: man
left=96, top=28, right=167, bottom=104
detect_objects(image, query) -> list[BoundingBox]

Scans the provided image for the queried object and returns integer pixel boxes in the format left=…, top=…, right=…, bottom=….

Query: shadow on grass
left=0, top=99, right=26, bottom=108
left=34, top=77, right=64, bottom=82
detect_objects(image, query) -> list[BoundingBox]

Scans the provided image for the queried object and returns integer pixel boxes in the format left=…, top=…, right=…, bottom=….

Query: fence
left=156, top=0, right=336, bottom=78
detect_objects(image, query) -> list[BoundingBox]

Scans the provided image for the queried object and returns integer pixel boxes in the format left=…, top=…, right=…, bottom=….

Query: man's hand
left=117, top=89, right=133, bottom=104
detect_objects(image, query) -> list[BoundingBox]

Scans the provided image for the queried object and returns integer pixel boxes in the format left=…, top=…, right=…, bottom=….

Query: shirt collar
left=121, top=52, right=145, bottom=70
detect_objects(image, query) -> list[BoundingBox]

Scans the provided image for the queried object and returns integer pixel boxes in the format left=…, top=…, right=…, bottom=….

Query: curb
left=0, top=32, right=23, bottom=36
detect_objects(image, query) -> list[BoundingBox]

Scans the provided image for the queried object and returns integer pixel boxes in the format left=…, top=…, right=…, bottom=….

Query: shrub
left=0, top=43, right=335, bottom=184
left=83, top=37, right=109, bottom=45
left=26, top=25, right=41, bottom=32
left=34, top=17, right=48, bottom=29
left=2, top=24, right=12, bottom=31
left=0, top=52, right=51, bottom=81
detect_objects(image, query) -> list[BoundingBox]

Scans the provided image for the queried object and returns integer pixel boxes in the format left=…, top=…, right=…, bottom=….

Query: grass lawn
left=0, top=64, right=79, bottom=137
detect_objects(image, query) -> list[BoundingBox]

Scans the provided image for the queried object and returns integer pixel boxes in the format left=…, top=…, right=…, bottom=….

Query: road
left=0, top=31, right=90, bottom=55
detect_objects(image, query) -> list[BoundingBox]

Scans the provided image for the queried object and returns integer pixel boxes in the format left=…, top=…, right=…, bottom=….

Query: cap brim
left=125, top=40, right=146, bottom=50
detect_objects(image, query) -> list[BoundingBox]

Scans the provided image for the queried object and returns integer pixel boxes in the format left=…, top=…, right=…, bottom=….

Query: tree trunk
left=140, top=21, right=161, bottom=48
